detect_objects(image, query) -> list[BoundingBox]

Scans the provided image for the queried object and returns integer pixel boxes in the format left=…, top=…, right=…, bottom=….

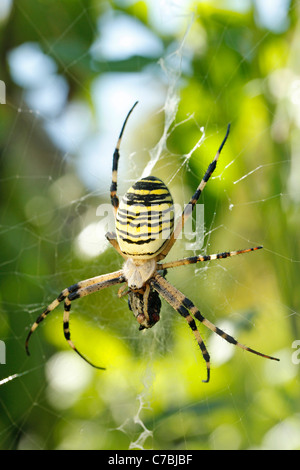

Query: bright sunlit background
left=0, top=0, right=300, bottom=450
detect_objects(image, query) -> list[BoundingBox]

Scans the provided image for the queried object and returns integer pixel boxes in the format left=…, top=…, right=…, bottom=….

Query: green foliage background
left=0, top=0, right=299, bottom=450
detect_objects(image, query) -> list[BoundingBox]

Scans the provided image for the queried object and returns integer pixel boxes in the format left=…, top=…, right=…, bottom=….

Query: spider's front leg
left=110, top=101, right=138, bottom=216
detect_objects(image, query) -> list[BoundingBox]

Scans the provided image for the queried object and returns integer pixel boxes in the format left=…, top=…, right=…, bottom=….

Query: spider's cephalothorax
left=26, top=101, right=280, bottom=383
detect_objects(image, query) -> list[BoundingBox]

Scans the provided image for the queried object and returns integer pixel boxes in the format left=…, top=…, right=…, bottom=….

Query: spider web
left=0, top=0, right=300, bottom=451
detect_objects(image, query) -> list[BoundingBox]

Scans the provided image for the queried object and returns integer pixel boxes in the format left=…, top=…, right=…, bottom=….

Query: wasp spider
left=26, top=102, right=279, bottom=382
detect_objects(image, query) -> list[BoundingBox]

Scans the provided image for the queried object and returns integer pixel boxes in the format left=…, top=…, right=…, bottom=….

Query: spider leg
left=150, top=274, right=211, bottom=383
left=151, top=273, right=279, bottom=382
left=62, top=274, right=127, bottom=368
left=158, top=246, right=263, bottom=270
left=117, top=285, right=130, bottom=297
left=105, top=231, right=127, bottom=259
left=110, top=101, right=138, bottom=216
left=25, top=270, right=125, bottom=357
left=157, top=124, right=230, bottom=260
left=63, top=297, right=106, bottom=369
left=185, top=297, right=280, bottom=361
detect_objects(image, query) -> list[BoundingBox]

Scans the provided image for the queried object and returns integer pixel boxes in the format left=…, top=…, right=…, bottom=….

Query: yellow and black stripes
left=157, top=124, right=231, bottom=261
left=110, top=101, right=138, bottom=214
left=25, top=270, right=125, bottom=364
left=116, top=176, right=174, bottom=258
left=159, top=246, right=263, bottom=270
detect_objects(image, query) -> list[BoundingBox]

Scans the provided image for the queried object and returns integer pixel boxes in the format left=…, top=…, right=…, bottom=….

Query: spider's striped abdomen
left=116, top=176, right=174, bottom=259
